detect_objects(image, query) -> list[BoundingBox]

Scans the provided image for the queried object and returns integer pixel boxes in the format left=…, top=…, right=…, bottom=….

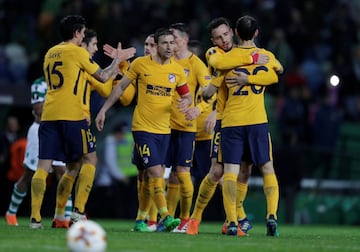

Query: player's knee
left=209, top=169, right=223, bottom=182
left=260, top=161, right=275, bottom=175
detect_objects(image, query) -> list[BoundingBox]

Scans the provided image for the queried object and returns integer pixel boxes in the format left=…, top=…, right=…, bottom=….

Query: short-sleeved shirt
left=42, top=42, right=99, bottom=121
left=124, top=55, right=187, bottom=134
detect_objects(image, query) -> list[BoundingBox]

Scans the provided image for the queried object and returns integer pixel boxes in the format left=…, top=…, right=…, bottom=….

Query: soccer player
left=186, top=17, right=268, bottom=236
left=130, top=34, right=160, bottom=231
left=132, top=34, right=159, bottom=231
left=95, top=28, right=192, bottom=232
left=202, top=15, right=283, bottom=237
left=29, top=15, right=136, bottom=228
left=103, top=34, right=160, bottom=231
left=164, top=22, right=213, bottom=233
left=4, top=77, right=72, bottom=226
left=52, top=28, right=120, bottom=228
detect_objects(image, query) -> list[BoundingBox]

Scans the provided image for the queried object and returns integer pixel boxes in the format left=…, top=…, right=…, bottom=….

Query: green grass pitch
left=0, top=218, right=359, bottom=252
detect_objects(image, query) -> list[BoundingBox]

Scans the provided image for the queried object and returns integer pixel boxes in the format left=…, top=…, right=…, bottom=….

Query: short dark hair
left=207, top=17, right=232, bottom=36
left=154, top=28, right=174, bottom=43
left=83, top=29, right=97, bottom=45
left=188, top=40, right=203, bottom=56
left=169, top=22, right=190, bottom=36
left=60, top=15, right=86, bottom=41
left=235, top=15, right=258, bottom=41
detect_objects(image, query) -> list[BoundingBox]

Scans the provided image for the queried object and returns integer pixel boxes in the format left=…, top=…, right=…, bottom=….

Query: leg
left=260, top=160, right=279, bottom=237
left=6, top=169, right=34, bottom=225
left=222, top=163, right=240, bottom=235
left=74, top=151, right=97, bottom=214
left=30, top=159, right=52, bottom=225
left=236, top=161, right=253, bottom=233
left=166, top=170, right=180, bottom=216
left=186, top=159, right=223, bottom=235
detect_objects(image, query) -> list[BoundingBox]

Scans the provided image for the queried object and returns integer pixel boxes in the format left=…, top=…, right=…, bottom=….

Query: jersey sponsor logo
left=205, top=75, right=211, bottom=80
left=146, top=84, right=172, bottom=97
left=185, top=159, right=192, bottom=164
left=168, top=74, right=176, bottom=83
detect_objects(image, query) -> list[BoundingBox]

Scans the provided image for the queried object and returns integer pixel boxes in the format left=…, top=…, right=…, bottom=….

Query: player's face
left=86, top=37, right=98, bottom=57
left=156, top=34, right=175, bottom=60
left=170, top=29, right=187, bottom=52
left=144, top=36, right=156, bottom=56
left=210, top=24, right=234, bottom=51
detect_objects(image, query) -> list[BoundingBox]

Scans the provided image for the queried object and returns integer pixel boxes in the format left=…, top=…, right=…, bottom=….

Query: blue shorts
left=165, top=129, right=196, bottom=168
left=131, top=145, right=144, bottom=170
left=210, top=120, right=221, bottom=159
left=192, top=139, right=212, bottom=180
left=39, top=120, right=96, bottom=163
left=221, top=123, right=272, bottom=166
left=132, top=131, right=170, bottom=168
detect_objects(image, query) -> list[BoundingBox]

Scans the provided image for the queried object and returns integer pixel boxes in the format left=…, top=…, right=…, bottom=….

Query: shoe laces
left=241, top=221, right=250, bottom=230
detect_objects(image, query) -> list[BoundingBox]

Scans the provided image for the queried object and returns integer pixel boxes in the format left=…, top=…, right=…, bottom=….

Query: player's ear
left=254, top=29, right=259, bottom=38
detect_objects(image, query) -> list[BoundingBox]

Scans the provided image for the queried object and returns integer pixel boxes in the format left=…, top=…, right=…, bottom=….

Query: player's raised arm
left=93, top=42, right=136, bottom=82
left=95, top=76, right=132, bottom=131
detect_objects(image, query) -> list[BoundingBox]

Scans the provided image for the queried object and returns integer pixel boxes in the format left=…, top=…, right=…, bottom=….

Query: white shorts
left=23, top=122, right=66, bottom=172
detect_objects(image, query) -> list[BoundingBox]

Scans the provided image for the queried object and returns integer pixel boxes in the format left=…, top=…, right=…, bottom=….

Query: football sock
left=177, top=171, right=194, bottom=220
left=191, top=174, right=218, bottom=221
left=64, top=194, right=73, bottom=220
left=222, top=173, right=238, bottom=224
left=148, top=202, right=158, bottom=223
left=31, top=168, right=48, bottom=221
left=136, top=180, right=151, bottom=221
left=147, top=174, right=166, bottom=222
left=263, top=173, right=279, bottom=220
left=55, top=174, right=75, bottom=217
left=236, top=182, right=248, bottom=220
left=150, top=177, right=169, bottom=219
left=137, top=177, right=143, bottom=205
left=74, top=163, right=95, bottom=213
left=7, top=183, right=27, bottom=214
left=166, top=182, right=180, bottom=216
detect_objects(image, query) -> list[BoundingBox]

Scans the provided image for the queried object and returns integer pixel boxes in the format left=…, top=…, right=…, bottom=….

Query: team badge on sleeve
left=208, top=48, right=217, bottom=55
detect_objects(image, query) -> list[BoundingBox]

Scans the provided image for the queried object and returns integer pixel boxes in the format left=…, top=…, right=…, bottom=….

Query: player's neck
left=153, top=54, right=171, bottom=65
left=63, top=38, right=80, bottom=46
left=174, top=49, right=191, bottom=59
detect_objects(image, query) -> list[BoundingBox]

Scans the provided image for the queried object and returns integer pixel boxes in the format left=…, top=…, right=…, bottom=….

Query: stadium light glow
left=329, top=74, right=340, bottom=87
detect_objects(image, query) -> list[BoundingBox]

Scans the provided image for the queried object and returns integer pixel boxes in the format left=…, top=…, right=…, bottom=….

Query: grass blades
left=0, top=218, right=359, bottom=252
